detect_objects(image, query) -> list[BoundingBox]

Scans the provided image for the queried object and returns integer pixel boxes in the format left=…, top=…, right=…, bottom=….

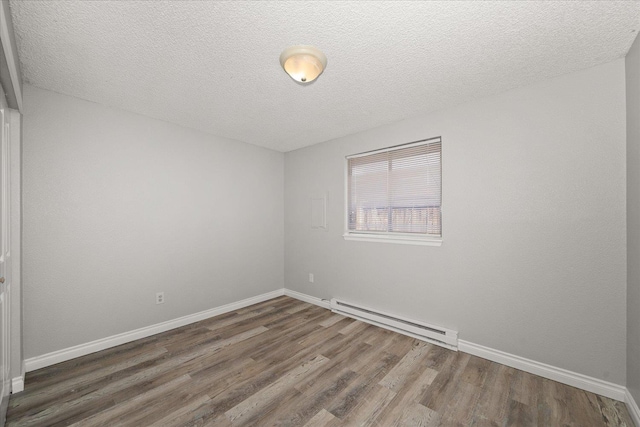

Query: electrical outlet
left=309, top=273, right=314, bottom=283
left=156, top=292, right=165, bottom=304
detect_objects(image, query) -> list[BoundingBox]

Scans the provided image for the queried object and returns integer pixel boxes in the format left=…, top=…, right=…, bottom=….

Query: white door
left=0, top=99, right=12, bottom=424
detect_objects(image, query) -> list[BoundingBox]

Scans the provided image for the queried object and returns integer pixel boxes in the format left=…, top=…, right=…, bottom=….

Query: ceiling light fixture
left=279, top=45, right=327, bottom=84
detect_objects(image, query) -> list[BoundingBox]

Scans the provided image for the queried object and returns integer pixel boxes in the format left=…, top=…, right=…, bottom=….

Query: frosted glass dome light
left=280, top=45, right=327, bottom=84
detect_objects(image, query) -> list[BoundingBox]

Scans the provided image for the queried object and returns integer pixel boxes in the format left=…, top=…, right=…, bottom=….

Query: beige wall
left=9, top=107, right=21, bottom=379
left=627, top=33, right=640, bottom=404
left=22, top=85, right=284, bottom=358
left=285, top=60, right=627, bottom=384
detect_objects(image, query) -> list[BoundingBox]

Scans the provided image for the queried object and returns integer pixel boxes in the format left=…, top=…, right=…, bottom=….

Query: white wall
left=627, top=34, right=640, bottom=404
left=22, top=85, right=284, bottom=358
left=285, top=60, right=627, bottom=384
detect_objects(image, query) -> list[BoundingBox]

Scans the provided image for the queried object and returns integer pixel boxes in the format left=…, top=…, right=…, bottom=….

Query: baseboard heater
left=330, top=299, right=458, bottom=350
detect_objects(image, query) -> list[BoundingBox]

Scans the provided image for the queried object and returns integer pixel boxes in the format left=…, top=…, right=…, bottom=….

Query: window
left=344, top=137, right=442, bottom=246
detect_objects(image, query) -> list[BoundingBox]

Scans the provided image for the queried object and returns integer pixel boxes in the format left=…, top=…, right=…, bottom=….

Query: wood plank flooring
left=6, top=296, right=635, bottom=426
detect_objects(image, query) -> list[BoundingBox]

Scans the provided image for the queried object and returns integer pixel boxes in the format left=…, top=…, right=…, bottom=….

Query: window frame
left=343, top=137, right=443, bottom=246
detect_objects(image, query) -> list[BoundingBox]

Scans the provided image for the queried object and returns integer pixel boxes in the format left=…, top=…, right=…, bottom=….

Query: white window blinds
left=347, top=138, right=441, bottom=237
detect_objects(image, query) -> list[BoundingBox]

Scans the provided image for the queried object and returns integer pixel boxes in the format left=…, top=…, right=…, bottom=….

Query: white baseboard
left=24, top=288, right=285, bottom=372
left=283, top=290, right=628, bottom=403
left=626, top=388, right=640, bottom=427
left=20, top=287, right=632, bottom=409
left=284, top=289, right=330, bottom=309
left=11, top=361, right=25, bottom=393
left=459, top=340, right=626, bottom=402
left=11, top=376, right=24, bottom=394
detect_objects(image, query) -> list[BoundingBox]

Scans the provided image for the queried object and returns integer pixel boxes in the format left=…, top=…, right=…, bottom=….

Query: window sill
left=343, top=233, right=442, bottom=246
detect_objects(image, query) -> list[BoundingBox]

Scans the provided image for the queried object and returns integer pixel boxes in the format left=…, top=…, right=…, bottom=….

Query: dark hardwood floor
left=6, top=296, right=635, bottom=426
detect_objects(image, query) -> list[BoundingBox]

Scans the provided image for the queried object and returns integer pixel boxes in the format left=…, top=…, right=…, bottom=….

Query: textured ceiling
left=9, top=1, right=640, bottom=152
